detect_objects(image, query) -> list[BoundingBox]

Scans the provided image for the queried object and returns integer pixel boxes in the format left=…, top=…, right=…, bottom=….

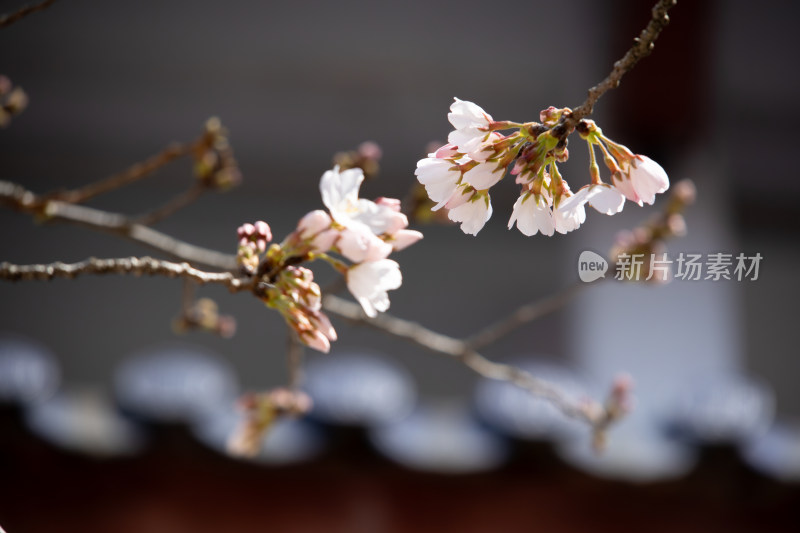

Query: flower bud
left=390, top=229, right=424, bottom=251
left=297, top=210, right=332, bottom=239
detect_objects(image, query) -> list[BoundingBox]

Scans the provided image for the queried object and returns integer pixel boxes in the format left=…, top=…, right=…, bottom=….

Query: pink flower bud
left=432, top=143, right=458, bottom=159
left=375, top=197, right=401, bottom=212
left=254, top=220, right=272, bottom=242
left=310, top=311, right=337, bottom=342
left=302, top=329, right=331, bottom=353
left=310, top=228, right=339, bottom=253
left=358, top=141, right=382, bottom=161
left=390, top=229, right=423, bottom=251
left=237, top=223, right=255, bottom=238
left=297, top=210, right=332, bottom=238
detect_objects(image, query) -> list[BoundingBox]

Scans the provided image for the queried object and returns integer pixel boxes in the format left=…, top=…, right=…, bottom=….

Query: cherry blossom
left=447, top=98, right=493, bottom=153
left=626, top=155, right=669, bottom=206
left=347, top=259, right=402, bottom=317
left=415, top=157, right=461, bottom=210
left=463, top=160, right=505, bottom=190
left=508, top=193, right=554, bottom=236
left=337, top=227, right=392, bottom=263
left=447, top=189, right=492, bottom=236
left=553, top=196, right=586, bottom=234
left=561, top=184, right=626, bottom=216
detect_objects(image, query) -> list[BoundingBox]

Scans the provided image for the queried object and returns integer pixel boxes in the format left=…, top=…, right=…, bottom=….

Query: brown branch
left=554, top=0, right=677, bottom=138
left=0, top=0, right=57, bottom=29
left=50, top=141, right=201, bottom=205
left=466, top=282, right=586, bottom=350
left=322, top=293, right=621, bottom=436
left=286, top=330, right=304, bottom=389
left=0, top=180, right=238, bottom=271
left=135, top=182, right=208, bottom=226
left=0, top=256, right=251, bottom=290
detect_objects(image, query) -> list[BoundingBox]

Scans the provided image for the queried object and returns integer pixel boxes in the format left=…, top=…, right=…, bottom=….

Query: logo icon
left=578, top=251, right=608, bottom=283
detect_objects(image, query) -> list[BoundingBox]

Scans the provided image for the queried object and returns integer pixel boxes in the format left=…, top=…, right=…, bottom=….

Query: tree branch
left=0, top=0, right=57, bottom=29
left=322, top=293, right=618, bottom=434
left=0, top=256, right=250, bottom=290
left=465, top=281, right=586, bottom=351
left=135, top=182, right=208, bottom=226
left=555, top=0, right=677, bottom=138
left=0, top=180, right=238, bottom=271
left=286, top=330, right=304, bottom=389
left=48, top=141, right=201, bottom=205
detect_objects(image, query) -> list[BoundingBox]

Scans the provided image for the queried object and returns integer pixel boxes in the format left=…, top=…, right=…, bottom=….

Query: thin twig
left=286, top=330, right=304, bottom=389
left=555, top=0, right=678, bottom=138
left=0, top=0, right=57, bottom=29
left=0, top=256, right=251, bottom=290
left=466, top=282, right=586, bottom=350
left=0, top=180, right=237, bottom=271
left=135, top=182, right=208, bottom=226
left=50, top=141, right=201, bottom=205
left=181, top=278, right=197, bottom=314
left=322, top=294, right=608, bottom=428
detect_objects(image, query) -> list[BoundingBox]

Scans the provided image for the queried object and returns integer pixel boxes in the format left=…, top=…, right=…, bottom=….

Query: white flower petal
left=448, top=98, right=492, bottom=130
left=337, top=226, right=393, bottom=263
left=629, top=156, right=669, bottom=205
left=584, top=184, right=626, bottom=215
left=347, top=259, right=402, bottom=317
left=353, top=199, right=407, bottom=235
left=447, top=128, right=486, bottom=153
left=463, top=161, right=505, bottom=190
left=553, top=196, right=586, bottom=234
left=320, top=166, right=366, bottom=221
left=448, top=193, right=492, bottom=235
left=611, top=172, right=642, bottom=206
left=508, top=194, right=554, bottom=236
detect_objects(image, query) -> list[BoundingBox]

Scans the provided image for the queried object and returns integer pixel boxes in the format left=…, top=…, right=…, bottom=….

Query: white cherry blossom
left=347, top=259, right=402, bottom=317
left=447, top=98, right=493, bottom=153
left=553, top=196, right=586, bottom=234
left=627, top=155, right=669, bottom=205
left=508, top=193, right=554, bottom=236
left=336, top=227, right=393, bottom=263
left=415, top=157, right=461, bottom=210
left=448, top=190, right=493, bottom=236
left=463, top=160, right=505, bottom=190
left=561, top=184, right=626, bottom=216
left=320, top=165, right=402, bottom=236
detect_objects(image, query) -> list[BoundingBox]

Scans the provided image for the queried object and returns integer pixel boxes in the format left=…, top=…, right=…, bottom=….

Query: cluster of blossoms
left=415, top=98, right=670, bottom=236
left=235, top=166, right=422, bottom=352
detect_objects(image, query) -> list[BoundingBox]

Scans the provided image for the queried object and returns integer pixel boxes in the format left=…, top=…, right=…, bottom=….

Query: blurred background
left=1, top=0, right=798, bottom=531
